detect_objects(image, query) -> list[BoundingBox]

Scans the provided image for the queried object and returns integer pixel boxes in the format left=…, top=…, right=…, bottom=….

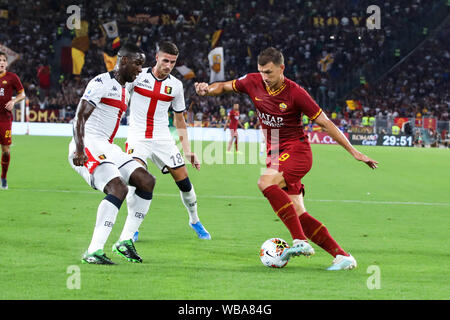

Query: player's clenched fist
left=73, top=151, right=88, bottom=166
left=194, top=82, right=209, bottom=96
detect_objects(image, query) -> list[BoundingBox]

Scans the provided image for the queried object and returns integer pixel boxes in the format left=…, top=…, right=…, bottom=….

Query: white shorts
left=68, top=138, right=142, bottom=191
left=126, top=139, right=185, bottom=174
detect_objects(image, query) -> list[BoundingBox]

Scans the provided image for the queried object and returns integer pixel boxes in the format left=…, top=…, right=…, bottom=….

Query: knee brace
left=176, top=177, right=192, bottom=192
left=135, top=189, right=153, bottom=200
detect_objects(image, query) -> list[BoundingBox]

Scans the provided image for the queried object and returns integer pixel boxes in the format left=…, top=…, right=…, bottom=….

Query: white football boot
left=326, top=254, right=357, bottom=271
left=280, top=239, right=315, bottom=261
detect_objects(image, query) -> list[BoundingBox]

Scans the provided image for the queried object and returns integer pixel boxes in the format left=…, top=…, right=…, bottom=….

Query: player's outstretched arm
left=194, top=80, right=235, bottom=97
left=313, top=112, right=378, bottom=169
left=72, top=100, right=95, bottom=166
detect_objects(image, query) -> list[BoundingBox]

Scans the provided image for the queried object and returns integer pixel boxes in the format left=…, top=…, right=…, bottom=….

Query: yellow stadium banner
left=103, top=52, right=118, bottom=72
left=211, top=29, right=223, bottom=48
left=346, top=100, right=356, bottom=110
left=0, top=9, right=8, bottom=19
left=346, top=100, right=362, bottom=110
left=71, top=35, right=90, bottom=53
left=75, top=20, right=89, bottom=38
left=318, top=53, right=334, bottom=72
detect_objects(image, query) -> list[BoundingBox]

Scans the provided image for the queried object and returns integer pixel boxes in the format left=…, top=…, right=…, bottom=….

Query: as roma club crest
left=279, top=102, right=288, bottom=112
left=164, top=86, right=172, bottom=94
left=212, top=54, right=222, bottom=73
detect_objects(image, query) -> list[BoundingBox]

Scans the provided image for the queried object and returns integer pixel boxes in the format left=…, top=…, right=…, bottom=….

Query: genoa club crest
left=164, top=86, right=172, bottom=94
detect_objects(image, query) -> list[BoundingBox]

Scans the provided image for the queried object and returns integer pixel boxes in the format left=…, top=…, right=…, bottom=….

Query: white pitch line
left=7, top=188, right=450, bottom=207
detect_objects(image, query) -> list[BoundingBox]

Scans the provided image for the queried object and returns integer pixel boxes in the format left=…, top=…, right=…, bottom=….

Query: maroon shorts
left=265, top=138, right=312, bottom=195
left=0, top=121, right=12, bottom=146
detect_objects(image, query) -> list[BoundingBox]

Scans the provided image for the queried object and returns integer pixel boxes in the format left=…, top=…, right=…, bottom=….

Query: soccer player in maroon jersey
left=0, top=52, right=25, bottom=189
left=195, top=47, right=378, bottom=270
left=224, top=103, right=244, bottom=153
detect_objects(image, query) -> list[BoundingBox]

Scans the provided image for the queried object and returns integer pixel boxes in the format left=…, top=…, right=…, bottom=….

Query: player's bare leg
left=258, top=168, right=314, bottom=260
left=226, top=135, right=236, bottom=152
left=234, top=133, right=240, bottom=153
left=289, top=193, right=356, bottom=270
left=169, top=165, right=211, bottom=240
left=1, top=145, right=10, bottom=189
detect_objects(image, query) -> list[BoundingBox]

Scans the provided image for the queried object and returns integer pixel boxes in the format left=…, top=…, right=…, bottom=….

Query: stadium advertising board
left=307, top=132, right=349, bottom=145
left=349, top=133, right=413, bottom=147
left=14, top=108, right=60, bottom=122
left=349, top=133, right=379, bottom=146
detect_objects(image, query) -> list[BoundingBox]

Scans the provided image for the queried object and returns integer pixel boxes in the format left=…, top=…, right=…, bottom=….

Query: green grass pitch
left=0, top=135, right=448, bottom=300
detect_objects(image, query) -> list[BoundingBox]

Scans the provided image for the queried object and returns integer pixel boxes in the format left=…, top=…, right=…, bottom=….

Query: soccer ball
left=259, top=238, right=290, bottom=268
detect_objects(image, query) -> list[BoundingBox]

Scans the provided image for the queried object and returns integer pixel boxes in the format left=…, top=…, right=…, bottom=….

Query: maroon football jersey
left=0, top=72, right=24, bottom=123
left=233, top=73, right=322, bottom=151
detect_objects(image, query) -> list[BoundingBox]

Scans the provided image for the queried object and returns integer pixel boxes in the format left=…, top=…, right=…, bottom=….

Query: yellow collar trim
left=265, top=81, right=286, bottom=96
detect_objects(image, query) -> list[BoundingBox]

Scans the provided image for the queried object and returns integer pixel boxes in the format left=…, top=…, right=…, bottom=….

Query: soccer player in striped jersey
left=69, top=43, right=156, bottom=264
left=0, top=51, right=26, bottom=189
left=126, top=41, right=210, bottom=240
left=195, top=47, right=378, bottom=270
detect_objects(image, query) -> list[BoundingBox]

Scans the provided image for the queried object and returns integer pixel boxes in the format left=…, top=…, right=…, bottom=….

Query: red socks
left=262, top=185, right=307, bottom=241
left=261, top=185, right=349, bottom=258
left=299, top=212, right=348, bottom=257
left=1, top=152, right=10, bottom=179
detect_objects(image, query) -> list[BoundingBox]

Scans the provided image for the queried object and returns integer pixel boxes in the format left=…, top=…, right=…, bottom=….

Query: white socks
left=180, top=186, right=199, bottom=225
left=119, top=186, right=152, bottom=241
left=87, top=198, right=120, bottom=254
left=86, top=188, right=153, bottom=254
